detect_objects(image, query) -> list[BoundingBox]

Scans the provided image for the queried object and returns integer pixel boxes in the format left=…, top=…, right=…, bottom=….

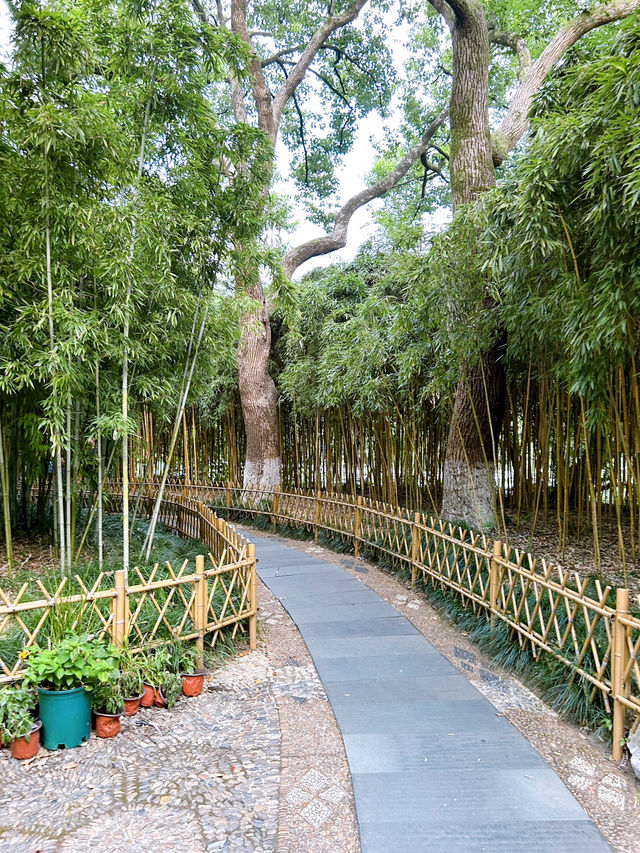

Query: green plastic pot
left=38, top=686, right=92, bottom=750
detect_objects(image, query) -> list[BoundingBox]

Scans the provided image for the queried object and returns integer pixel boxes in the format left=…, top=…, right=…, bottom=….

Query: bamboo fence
left=0, top=493, right=257, bottom=684
left=130, top=479, right=640, bottom=761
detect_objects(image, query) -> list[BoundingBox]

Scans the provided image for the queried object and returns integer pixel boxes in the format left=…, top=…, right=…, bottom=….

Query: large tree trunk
left=436, top=0, right=640, bottom=528
left=230, top=0, right=281, bottom=491
left=228, top=0, right=373, bottom=491
left=238, top=278, right=281, bottom=489
left=440, top=1, right=503, bottom=528
left=440, top=335, right=506, bottom=527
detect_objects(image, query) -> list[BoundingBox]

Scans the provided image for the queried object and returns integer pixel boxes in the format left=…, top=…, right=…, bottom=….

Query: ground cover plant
left=0, top=513, right=246, bottom=679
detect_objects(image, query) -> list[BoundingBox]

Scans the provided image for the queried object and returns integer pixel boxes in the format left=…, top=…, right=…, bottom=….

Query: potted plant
left=156, top=671, right=182, bottom=709
left=139, top=648, right=182, bottom=709
left=24, top=633, right=121, bottom=750
left=0, top=684, right=41, bottom=760
left=92, top=682, right=124, bottom=738
left=174, top=644, right=206, bottom=697
left=137, top=651, right=160, bottom=708
left=121, top=668, right=144, bottom=716
left=118, top=647, right=145, bottom=716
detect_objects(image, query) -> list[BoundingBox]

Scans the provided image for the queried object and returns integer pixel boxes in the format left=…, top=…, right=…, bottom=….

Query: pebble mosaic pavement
left=0, top=579, right=359, bottom=853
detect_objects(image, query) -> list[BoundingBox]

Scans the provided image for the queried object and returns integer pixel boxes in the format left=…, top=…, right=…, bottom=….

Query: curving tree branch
left=271, top=0, right=369, bottom=132
left=494, top=0, right=640, bottom=163
left=261, top=44, right=306, bottom=67
left=282, top=108, right=448, bottom=277
left=489, top=29, right=532, bottom=80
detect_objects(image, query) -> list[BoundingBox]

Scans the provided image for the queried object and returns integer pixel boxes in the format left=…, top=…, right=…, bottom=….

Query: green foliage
left=472, top=21, right=640, bottom=416
left=257, top=1, right=396, bottom=221
left=136, top=647, right=182, bottom=707
left=120, top=667, right=144, bottom=700
left=24, top=633, right=121, bottom=692
left=0, top=683, right=38, bottom=744
left=0, top=0, right=270, bottom=544
left=169, top=641, right=200, bottom=675
left=92, top=680, right=124, bottom=715
left=137, top=646, right=171, bottom=684
left=277, top=250, right=446, bottom=417
left=275, top=18, right=640, bottom=442
left=159, top=672, right=182, bottom=709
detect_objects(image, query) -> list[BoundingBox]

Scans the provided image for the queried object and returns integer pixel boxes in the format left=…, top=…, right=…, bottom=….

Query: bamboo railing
left=128, top=479, right=640, bottom=761
left=0, top=493, right=257, bottom=684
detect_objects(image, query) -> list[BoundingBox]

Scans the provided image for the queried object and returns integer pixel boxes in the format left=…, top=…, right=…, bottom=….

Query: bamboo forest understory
left=2, top=0, right=640, bottom=586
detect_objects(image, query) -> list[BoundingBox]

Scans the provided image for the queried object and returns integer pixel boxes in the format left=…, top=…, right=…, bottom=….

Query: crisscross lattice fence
left=128, top=479, right=640, bottom=760
left=0, top=493, right=256, bottom=684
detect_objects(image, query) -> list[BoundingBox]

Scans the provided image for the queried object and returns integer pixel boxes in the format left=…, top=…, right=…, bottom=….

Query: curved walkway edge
left=246, top=529, right=612, bottom=853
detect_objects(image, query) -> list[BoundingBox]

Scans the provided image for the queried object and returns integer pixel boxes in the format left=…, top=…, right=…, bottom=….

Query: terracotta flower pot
left=154, top=687, right=167, bottom=708
left=140, top=683, right=156, bottom=708
left=181, top=671, right=206, bottom=697
left=95, top=711, right=122, bottom=738
left=10, top=721, right=42, bottom=760
left=123, top=692, right=144, bottom=716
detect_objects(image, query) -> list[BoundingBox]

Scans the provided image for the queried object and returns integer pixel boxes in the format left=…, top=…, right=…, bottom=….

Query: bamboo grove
left=2, top=6, right=640, bottom=584
left=0, top=0, right=269, bottom=576
left=127, top=22, right=640, bottom=576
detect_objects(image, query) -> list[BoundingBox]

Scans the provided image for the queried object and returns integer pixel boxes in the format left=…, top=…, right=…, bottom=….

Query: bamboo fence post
left=110, top=569, right=127, bottom=645
left=612, top=587, right=630, bottom=760
left=248, top=542, right=257, bottom=651
left=272, top=486, right=280, bottom=528
left=490, top=540, right=502, bottom=628
left=411, top=512, right=420, bottom=588
left=354, top=496, right=363, bottom=556
left=197, top=501, right=204, bottom=540
left=215, top=516, right=223, bottom=560
left=194, top=554, right=206, bottom=668
left=314, top=491, right=321, bottom=542
left=226, top=481, right=232, bottom=509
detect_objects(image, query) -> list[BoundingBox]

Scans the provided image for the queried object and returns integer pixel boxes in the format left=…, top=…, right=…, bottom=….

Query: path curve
left=247, top=529, right=611, bottom=853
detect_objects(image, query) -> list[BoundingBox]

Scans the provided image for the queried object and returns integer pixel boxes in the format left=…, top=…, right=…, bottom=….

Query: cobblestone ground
left=0, top=580, right=360, bottom=853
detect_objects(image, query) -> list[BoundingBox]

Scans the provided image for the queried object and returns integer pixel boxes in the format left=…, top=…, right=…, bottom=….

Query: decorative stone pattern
left=258, top=581, right=360, bottom=853
left=0, top=670, right=280, bottom=853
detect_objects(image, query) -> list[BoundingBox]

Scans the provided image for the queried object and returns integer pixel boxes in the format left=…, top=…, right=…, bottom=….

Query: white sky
left=274, top=111, right=390, bottom=275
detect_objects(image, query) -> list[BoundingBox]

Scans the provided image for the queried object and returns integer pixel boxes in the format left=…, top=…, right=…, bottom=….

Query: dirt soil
left=503, top=512, right=640, bottom=599
left=0, top=535, right=58, bottom=585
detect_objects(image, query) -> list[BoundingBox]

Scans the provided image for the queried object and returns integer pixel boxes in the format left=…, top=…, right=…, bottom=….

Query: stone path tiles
left=246, top=529, right=612, bottom=853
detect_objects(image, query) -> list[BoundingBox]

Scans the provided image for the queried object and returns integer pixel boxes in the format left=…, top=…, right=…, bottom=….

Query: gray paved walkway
left=248, top=531, right=611, bottom=853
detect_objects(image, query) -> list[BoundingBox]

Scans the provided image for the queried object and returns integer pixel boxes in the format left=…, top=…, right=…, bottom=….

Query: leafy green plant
left=24, top=634, right=121, bottom=692
left=0, top=684, right=38, bottom=744
left=135, top=647, right=183, bottom=709
left=147, top=647, right=172, bottom=686
left=116, top=644, right=144, bottom=698
left=93, top=682, right=124, bottom=715
left=159, top=672, right=182, bottom=710
left=120, top=667, right=144, bottom=699
left=41, top=578, right=103, bottom=646
left=132, top=650, right=156, bottom=688
left=168, top=640, right=200, bottom=675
